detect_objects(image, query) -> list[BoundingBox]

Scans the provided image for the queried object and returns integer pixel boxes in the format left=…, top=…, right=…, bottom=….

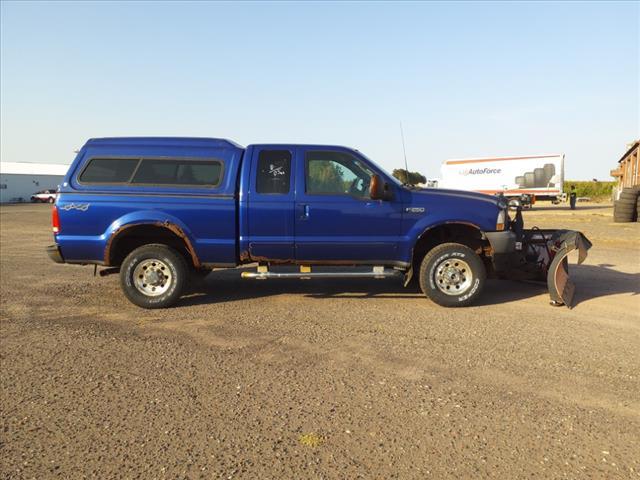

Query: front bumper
left=46, top=244, right=65, bottom=264
left=486, top=229, right=592, bottom=308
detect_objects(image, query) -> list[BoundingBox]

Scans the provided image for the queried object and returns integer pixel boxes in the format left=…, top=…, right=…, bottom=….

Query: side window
left=305, top=151, right=373, bottom=197
left=79, top=158, right=139, bottom=183
left=132, top=159, right=222, bottom=186
left=79, top=158, right=223, bottom=186
left=256, top=150, right=292, bottom=194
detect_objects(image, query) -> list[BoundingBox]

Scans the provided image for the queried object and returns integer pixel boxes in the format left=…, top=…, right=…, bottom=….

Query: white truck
left=440, top=154, right=565, bottom=206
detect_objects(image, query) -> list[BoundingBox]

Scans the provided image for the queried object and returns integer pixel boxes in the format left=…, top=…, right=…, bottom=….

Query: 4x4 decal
left=59, top=203, right=90, bottom=212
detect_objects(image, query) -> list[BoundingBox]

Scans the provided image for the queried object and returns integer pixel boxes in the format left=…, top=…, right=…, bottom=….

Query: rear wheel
left=419, top=243, right=486, bottom=307
left=120, top=244, right=187, bottom=308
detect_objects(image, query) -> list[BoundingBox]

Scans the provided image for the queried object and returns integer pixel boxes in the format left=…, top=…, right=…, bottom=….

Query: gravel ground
left=1, top=203, right=639, bottom=479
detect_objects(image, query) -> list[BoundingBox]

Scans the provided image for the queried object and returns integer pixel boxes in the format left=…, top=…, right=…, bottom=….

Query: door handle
left=298, top=204, right=310, bottom=220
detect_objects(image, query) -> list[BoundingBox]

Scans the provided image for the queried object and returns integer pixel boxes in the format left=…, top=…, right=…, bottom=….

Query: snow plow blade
left=545, top=230, right=592, bottom=308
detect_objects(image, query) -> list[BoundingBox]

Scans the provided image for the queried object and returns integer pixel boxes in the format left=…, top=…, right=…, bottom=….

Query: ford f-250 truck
left=47, top=137, right=591, bottom=309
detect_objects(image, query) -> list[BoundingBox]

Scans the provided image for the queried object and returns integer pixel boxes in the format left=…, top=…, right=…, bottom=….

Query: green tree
left=392, top=169, right=427, bottom=186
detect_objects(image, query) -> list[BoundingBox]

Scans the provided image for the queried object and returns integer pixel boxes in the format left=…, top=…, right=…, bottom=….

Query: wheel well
left=106, top=224, right=197, bottom=268
left=411, top=223, right=489, bottom=273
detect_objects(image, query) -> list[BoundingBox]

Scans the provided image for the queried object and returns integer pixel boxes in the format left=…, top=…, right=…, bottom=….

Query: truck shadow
left=181, top=268, right=421, bottom=306
left=180, top=264, right=638, bottom=308
left=457, top=263, right=638, bottom=308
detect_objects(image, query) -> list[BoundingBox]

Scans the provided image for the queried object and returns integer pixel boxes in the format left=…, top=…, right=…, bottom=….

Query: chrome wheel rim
left=434, top=258, right=472, bottom=296
left=133, top=259, right=172, bottom=296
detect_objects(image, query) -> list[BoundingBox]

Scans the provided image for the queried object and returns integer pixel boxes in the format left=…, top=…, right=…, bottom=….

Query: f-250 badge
left=405, top=207, right=425, bottom=213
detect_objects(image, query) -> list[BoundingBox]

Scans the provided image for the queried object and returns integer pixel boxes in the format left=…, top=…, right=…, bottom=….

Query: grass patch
left=563, top=180, right=615, bottom=200
left=299, top=433, right=323, bottom=447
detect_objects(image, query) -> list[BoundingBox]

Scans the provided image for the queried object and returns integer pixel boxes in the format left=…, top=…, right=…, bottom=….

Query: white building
left=0, top=162, right=70, bottom=203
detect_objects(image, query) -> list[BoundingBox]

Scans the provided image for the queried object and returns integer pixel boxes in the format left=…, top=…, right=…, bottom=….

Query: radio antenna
left=400, top=121, right=409, bottom=183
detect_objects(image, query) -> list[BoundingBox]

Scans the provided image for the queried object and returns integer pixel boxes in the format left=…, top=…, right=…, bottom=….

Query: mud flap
left=546, top=231, right=592, bottom=308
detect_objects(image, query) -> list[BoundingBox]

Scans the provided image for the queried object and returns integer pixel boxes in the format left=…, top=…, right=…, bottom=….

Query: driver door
left=294, top=147, right=403, bottom=262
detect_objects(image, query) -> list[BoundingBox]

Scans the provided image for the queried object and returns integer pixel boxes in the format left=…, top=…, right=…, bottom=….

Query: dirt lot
left=1, top=203, right=639, bottom=479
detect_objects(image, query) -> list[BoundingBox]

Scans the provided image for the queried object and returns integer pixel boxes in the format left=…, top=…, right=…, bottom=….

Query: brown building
left=610, top=140, right=639, bottom=197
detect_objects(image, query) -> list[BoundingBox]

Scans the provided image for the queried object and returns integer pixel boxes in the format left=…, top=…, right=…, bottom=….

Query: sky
left=1, top=1, right=638, bottom=180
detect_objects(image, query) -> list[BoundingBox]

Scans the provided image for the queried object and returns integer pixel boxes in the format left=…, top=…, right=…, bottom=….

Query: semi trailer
left=440, top=154, right=566, bottom=206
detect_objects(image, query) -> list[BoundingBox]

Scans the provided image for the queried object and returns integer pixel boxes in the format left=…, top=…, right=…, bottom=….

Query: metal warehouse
left=0, top=162, right=70, bottom=203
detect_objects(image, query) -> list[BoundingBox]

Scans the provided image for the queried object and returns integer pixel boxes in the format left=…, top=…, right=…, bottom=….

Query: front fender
left=400, top=215, right=488, bottom=264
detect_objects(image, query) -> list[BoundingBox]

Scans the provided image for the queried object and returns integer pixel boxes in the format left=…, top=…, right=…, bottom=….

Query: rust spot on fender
left=104, top=221, right=201, bottom=268
left=247, top=255, right=295, bottom=265
left=238, top=249, right=294, bottom=264
left=104, top=224, right=132, bottom=266
left=158, top=221, right=201, bottom=268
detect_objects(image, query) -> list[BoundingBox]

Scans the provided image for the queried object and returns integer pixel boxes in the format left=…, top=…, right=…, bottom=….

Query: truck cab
left=48, top=137, right=590, bottom=309
left=238, top=144, right=503, bottom=267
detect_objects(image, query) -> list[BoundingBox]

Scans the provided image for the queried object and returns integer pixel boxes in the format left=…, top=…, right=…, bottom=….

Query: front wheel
left=419, top=243, right=486, bottom=307
left=120, top=244, right=187, bottom=309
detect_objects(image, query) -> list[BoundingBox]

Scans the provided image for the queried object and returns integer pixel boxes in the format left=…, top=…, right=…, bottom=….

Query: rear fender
left=103, top=211, right=199, bottom=267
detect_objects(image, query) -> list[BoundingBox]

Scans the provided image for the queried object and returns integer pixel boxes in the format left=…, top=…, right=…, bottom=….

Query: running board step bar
left=241, top=266, right=402, bottom=280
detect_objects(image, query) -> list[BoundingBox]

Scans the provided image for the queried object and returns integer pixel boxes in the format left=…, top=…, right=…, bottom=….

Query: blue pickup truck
left=47, top=137, right=591, bottom=309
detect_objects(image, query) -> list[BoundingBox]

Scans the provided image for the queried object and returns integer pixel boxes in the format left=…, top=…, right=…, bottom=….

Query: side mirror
left=370, top=174, right=385, bottom=200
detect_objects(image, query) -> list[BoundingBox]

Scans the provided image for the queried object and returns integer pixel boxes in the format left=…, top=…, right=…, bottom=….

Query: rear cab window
left=256, top=150, right=292, bottom=194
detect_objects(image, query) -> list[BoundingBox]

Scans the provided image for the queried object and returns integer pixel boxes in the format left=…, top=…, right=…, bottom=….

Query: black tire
left=419, top=243, right=486, bottom=307
left=543, top=163, right=555, bottom=183
left=120, top=244, right=187, bottom=309
left=614, top=199, right=638, bottom=222
left=515, top=176, right=525, bottom=187
left=613, top=207, right=634, bottom=222
left=617, top=204, right=636, bottom=212
left=615, top=205, right=635, bottom=214
left=534, top=168, right=545, bottom=187
left=620, top=188, right=640, bottom=202
left=524, top=172, right=535, bottom=188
